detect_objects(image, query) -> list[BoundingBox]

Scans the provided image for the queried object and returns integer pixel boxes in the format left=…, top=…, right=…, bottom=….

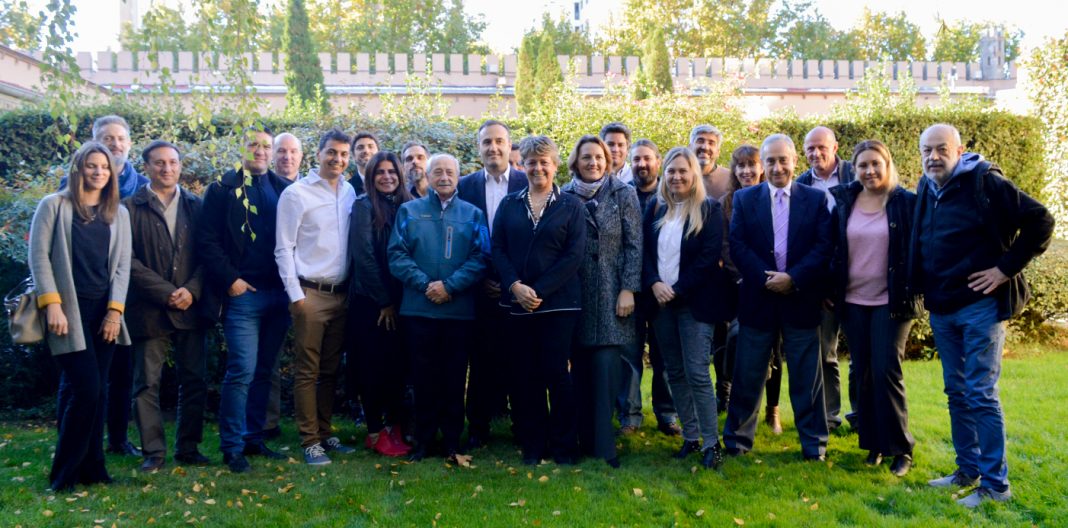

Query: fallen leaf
left=475, top=485, right=483, bottom=492
left=538, top=476, right=549, bottom=483
left=696, top=509, right=705, bottom=517
left=518, top=499, right=527, bottom=507
left=632, top=488, right=643, bottom=498
left=405, top=499, right=414, bottom=505
left=552, top=511, right=561, bottom=516
left=171, top=466, right=187, bottom=476
left=810, top=503, right=819, bottom=511
left=204, top=499, right=216, bottom=505
left=184, top=497, right=195, bottom=505
left=767, top=512, right=776, bottom=519
left=734, top=518, right=745, bottom=526
left=278, top=483, right=295, bottom=494
left=454, top=454, right=473, bottom=467
left=192, top=482, right=203, bottom=493
left=42, top=510, right=54, bottom=517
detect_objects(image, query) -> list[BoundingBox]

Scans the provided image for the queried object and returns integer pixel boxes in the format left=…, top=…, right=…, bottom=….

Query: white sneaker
left=303, top=443, right=332, bottom=465
left=957, top=487, right=1011, bottom=508
left=928, top=469, right=979, bottom=488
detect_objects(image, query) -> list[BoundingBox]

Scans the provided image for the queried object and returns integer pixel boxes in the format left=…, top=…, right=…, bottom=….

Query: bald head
left=919, top=124, right=964, bottom=185
left=803, top=126, right=839, bottom=178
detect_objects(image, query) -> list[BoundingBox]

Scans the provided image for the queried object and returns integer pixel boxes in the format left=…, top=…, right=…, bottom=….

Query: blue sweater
left=387, top=193, right=488, bottom=320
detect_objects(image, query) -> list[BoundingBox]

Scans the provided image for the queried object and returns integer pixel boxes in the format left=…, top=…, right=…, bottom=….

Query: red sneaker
left=373, top=428, right=411, bottom=457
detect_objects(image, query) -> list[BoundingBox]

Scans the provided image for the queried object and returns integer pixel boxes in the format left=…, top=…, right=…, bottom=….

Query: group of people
left=28, top=114, right=1053, bottom=509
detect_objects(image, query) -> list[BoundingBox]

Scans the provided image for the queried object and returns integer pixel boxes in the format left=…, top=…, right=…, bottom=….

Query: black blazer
left=457, top=168, right=529, bottom=218
left=829, top=182, right=920, bottom=320
left=196, top=168, right=291, bottom=308
left=641, top=197, right=726, bottom=324
left=491, top=188, right=586, bottom=315
left=729, top=181, right=832, bottom=330
left=347, top=170, right=366, bottom=196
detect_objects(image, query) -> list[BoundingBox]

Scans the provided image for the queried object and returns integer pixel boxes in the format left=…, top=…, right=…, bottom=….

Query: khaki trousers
left=291, top=288, right=348, bottom=447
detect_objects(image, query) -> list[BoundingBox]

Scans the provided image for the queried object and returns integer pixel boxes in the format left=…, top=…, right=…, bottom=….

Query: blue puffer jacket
left=387, top=193, right=489, bottom=320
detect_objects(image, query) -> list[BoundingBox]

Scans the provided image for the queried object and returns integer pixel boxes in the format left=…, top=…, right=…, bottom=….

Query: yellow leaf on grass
left=695, top=510, right=705, bottom=517
left=278, top=483, right=295, bottom=494
left=538, top=476, right=549, bottom=483
left=733, top=518, right=745, bottom=525
left=632, top=488, right=643, bottom=498
left=810, top=503, right=819, bottom=511
left=42, top=510, right=54, bottom=517
left=192, top=482, right=203, bottom=493
left=204, top=499, right=216, bottom=505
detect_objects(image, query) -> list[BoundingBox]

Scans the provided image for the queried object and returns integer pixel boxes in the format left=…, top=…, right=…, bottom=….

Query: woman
left=348, top=151, right=414, bottom=457
left=29, top=141, right=132, bottom=492
left=643, top=147, right=726, bottom=469
left=829, top=140, right=918, bottom=476
left=562, top=135, right=642, bottom=468
left=718, top=145, right=785, bottom=434
left=491, top=136, right=587, bottom=465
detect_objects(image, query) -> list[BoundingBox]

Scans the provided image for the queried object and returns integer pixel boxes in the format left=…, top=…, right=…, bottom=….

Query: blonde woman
left=641, top=147, right=726, bottom=469
left=29, top=141, right=132, bottom=492
left=828, top=140, right=919, bottom=476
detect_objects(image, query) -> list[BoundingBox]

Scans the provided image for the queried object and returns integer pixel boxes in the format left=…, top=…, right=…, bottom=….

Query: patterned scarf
left=569, top=174, right=605, bottom=200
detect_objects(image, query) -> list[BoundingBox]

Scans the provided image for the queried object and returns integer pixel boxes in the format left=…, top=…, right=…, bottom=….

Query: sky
left=26, top=0, right=1068, bottom=56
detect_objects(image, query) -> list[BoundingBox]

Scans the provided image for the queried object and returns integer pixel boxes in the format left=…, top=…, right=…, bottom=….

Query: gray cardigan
left=562, top=175, right=643, bottom=347
left=28, top=192, right=132, bottom=354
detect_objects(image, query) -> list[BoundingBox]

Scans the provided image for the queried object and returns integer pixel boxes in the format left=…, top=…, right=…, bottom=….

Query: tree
left=119, top=4, right=201, bottom=52
left=933, top=19, right=1024, bottom=63
left=283, top=0, right=327, bottom=114
left=849, top=8, right=926, bottom=61
left=534, top=33, right=563, bottom=100
left=515, top=34, right=538, bottom=114
left=635, top=27, right=672, bottom=100
left=522, top=12, right=595, bottom=56
left=771, top=2, right=859, bottom=59
left=0, top=0, right=42, bottom=51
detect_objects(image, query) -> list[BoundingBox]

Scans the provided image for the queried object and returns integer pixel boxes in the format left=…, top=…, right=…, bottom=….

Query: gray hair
left=92, top=115, right=131, bottom=140
left=518, top=135, right=561, bottom=166
left=273, top=132, right=302, bottom=151
left=761, top=133, right=796, bottom=155
left=427, top=153, right=459, bottom=173
left=689, top=124, right=722, bottom=145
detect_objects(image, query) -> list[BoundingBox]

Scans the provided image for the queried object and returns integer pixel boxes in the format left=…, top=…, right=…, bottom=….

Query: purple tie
left=773, top=188, right=788, bottom=272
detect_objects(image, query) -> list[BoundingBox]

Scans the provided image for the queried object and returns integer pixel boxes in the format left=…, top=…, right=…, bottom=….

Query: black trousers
left=350, top=296, right=408, bottom=433
left=840, top=303, right=915, bottom=456
left=510, top=311, right=579, bottom=460
left=712, top=320, right=733, bottom=408
left=106, top=343, right=134, bottom=448
left=404, top=316, right=471, bottom=454
left=465, top=299, right=512, bottom=438
left=574, top=343, right=623, bottom=461
left=51, top=296, right=115, bottom=492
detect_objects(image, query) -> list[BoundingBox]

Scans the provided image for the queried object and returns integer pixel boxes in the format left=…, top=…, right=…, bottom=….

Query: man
left=798, top=126, right=857, bottom=431
left=388, top=154, right=487, bottom=462
left=272, top=133, right=304, bottom=182
left=689, top=124, right=731, bottom=200
left=457, top=120, right=528, bottom=449
left=125, top=140, right=209, bottom=472
left=275, top=129, right=358, bottom=465
left=198, top=126, right=292, bottom=473
left=509, top=144, right=522, bottom=172
left=618, top=138, right=680, bottom=437
left=723, top=134, right=832, bottom=461
left=600, top=122, right=633, bottom=184
left=60, top=115, right=150, bottom=458
left=348, top=132, right=379, bottom=195
left=402, top=141, right=430, bottom=198
left=912, top=124, right=1053, bottom=507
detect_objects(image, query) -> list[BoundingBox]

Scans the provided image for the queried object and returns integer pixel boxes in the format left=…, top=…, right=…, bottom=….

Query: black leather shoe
left=890, top=454, right=913, bottom=477
left=223, top=452, right=251, bottom=473
left=407, top=448, right=427, bottom=462
left=140, top=456, right=165, bottom=472
left=263, top=426, right=282, bottom=440
left=657, top=422, right=683, bottom=436
left=243, top=442, right=286, bottom=460
left=552, top=454, right=576, bottom=466
left=174, top=451, right=211, bottom=466
left=605, top=456, right=621, bottom=469
left=865, top=451, right=883, bottom=466
left=673, top=440, right=702, bottom=459
left=701, top=444, right=724, bottom=470
left=107, top=441, right=142, bottom=457
left=724, top=447, right=745, bottom=457
left=803, top=453, right=827, bottom=462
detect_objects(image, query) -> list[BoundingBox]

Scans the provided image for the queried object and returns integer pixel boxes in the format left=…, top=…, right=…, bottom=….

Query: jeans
left=653, top=305, right=718, bottom=447
left=818, top=307, right=856, bottom=429
left=929, top=296, right=1009, bottom=493
left=618, top=312, right=677, bottom=427
left=724, top=324, right=828, bottom=457
left=218, top=287, right=290, bottom=454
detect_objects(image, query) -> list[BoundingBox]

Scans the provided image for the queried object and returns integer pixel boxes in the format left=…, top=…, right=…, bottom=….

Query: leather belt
left=299, top=278, right=347, bottom=294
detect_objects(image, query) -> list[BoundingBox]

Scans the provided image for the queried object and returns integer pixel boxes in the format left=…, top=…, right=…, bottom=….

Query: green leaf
left=249, top=204, right=258, bottom=215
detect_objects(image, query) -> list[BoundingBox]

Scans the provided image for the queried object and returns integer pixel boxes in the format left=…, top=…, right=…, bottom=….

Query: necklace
left=526, top=189, right=553, bottom=228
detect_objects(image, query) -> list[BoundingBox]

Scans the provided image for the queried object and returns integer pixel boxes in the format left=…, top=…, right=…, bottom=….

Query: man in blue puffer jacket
left=388, top=153, right=488, bottom=462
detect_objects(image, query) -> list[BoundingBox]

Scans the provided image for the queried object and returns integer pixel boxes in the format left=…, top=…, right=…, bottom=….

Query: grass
left=1, top=343, right=1065, bottom=527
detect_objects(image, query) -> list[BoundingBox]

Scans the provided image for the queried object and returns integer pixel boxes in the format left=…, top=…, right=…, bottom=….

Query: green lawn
left=1, top=344, right=1065, bottom=527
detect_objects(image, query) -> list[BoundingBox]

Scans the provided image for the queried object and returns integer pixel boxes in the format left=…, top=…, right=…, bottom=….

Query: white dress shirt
left=657, top=210, right=685, bottom=286
left=275, top=169, right=357, bottom=302
left=807, top=163, right=840, bottom=211
left=484, top=166, right=510, bottom=232
left=614, top=164, right=633, bottom=185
